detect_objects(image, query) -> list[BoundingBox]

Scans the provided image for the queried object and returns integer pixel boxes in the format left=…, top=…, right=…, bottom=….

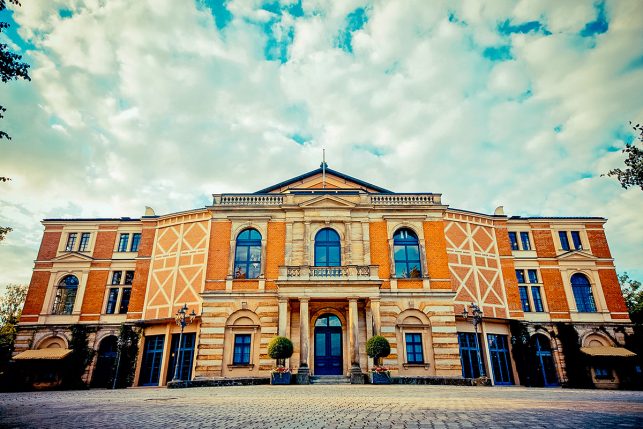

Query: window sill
left=227, top=364, right=254, bottom=369
left=403, top=363, right=430, bottom=369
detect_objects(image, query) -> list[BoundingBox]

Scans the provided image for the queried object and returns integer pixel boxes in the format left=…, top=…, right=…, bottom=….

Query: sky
left=0, top=0, right=642, bottom=293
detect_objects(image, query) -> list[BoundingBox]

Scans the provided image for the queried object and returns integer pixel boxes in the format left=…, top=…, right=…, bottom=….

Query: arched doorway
left=91, top=336, right=118, bottom=388
left=530, top=334, right=558, bottom=387
left=314, top=314, right=343, bottom=375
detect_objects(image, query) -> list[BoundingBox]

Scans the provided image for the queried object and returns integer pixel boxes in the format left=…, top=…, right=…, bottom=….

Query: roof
left=580, top=346, right=636, bottom=358
left=43, top=217, right=141, bottom=222
left=509, top=216, right=605, bottom=221
left=13, top=349, right=72, bottom=360
left=254, top=166, right=393, bottom=194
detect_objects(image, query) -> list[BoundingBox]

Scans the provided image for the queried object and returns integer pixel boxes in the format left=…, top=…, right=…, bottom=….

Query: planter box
left=271, top=372, right=292, bottom=385
left=370, top=372, right=391, bottom=385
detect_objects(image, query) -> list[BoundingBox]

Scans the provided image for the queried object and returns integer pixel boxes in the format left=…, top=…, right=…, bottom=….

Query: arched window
left=234, top=229, right=262, bottom=279
left=314, top=228, right=341, bottom=267
left=571, top=273, right=596, bottom=312
left=393, top=228, right=422, bottom=278
left=52, top=275, right=78, bottom=315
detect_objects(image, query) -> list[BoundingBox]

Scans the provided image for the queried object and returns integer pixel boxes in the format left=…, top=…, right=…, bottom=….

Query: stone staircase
left=309, top=375, right=350, bottom=385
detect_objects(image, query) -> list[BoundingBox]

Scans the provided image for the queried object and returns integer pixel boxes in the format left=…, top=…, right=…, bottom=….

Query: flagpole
left=322, top=149, right=326, bottom=189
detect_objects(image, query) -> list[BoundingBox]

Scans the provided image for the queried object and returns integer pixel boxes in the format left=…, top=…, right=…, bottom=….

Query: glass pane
left=571, top=231, right=582, bottom=250
left=527, top=270, right=538, bottom=284
left=249, top=245, right=261, bottom=262
left=315, top=250, right=327, bottom=265
left=234, top=265, right=247, bottom=279
left=508, top=232, right=518, bottom=250
left=520, top=232, right=531, bottom=250
left=248, top=229, right=261, bottom=240
left=248, top=263, right=261, bottom=279
left=331, top=333, right=341, bottom=356
left=315, top=316, right=328, bottom=327
left=112, top=271, right=122, bottom=285
left=328, top=315, right=341, bottom=327
left=559, top=231, right=569, bottom=250
left=406, top=245, right=419, bottom=260
left=328, top=246, right=340, bottom=265
left=394, top=245, right=406, bottom=261
left=119, top=288, right=131, bottom=314
left=408, top=264, right=421, bottom=278
left=315, top=333, right=326, bottom=356
left=235, top=245, right=248, bottom=262
left=395, top=263, right=408, bottom=278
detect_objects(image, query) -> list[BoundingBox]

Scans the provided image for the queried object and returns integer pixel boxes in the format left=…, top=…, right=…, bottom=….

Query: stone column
left=278, top=298, right=288, bottom=337
left=371, top=298, right=381, bottom=336
left=297, top=298, right=310, bottom=384
left=348, top=298, right=364, bottom=383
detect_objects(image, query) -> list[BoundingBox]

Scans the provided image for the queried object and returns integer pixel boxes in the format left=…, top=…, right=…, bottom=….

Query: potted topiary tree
left=267, top=336, right=294, bottom=385
left=366, top=335, right=391, bottom=384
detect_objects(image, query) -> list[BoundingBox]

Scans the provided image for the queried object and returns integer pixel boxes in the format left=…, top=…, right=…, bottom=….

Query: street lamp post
left=462, top=302, right=485, bottom=377
left=112, top=336, right=132, bottom=389
left=171, top=304, right=197, bottom=382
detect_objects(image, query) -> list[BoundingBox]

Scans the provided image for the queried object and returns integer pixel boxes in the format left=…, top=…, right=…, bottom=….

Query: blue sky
left=0, top=0, right=642, bottom=291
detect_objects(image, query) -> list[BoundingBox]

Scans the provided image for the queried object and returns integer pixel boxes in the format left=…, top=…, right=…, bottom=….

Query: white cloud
left=1, top=0, right=643, bottom=291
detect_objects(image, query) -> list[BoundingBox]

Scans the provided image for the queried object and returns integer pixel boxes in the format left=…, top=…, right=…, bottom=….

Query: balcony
left=278, top=265, right=380, bottom=282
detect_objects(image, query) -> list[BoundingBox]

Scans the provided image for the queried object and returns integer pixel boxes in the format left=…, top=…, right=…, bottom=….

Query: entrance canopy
left=580, top=346, right=636, bottom=358
left=13, top=349, right=72, bottom=360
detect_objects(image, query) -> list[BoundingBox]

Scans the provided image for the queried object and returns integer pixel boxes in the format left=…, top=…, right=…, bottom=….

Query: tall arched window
left=571, top=273, right=596, bottom=312
left=314, top=228, right=341, bottom=267
left=52, top=275, right=78, bottom=315
left=234, top=229, right=262, bottom=279
left=393, top=228, right=422, bottom=278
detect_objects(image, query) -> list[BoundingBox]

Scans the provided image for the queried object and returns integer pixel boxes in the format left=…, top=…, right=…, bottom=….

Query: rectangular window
left=117, top=233, right=129, bottom=252
left=124, top=270, right=135, bottom=285
left=233, top=334, right=251, bottom=365
left=508, top=232, right=519, bottom=250
left=520, top=232, right=531, bottom=250
left=594, top=366, right=611, bottom=379
left=130, top=233, right=141, bottom=252
left=405, top=333, right=424, bottom=364
left=458, top=332, right=484, bottom=379
left=571, top=231, right=582, bottom=250
left=531, top=287, right=544, bottom=312
left=112, top=271, right=122, bottom=285
left=78, top=232, right=90, bottom=251
left=559, top=231, right=570, bottom=251
left=515, top=269, right=526, bottom=284
left=65, top=233, right=77, bottom=251
left=105, top=288, right=119, bottom=314
left=119, top=288, right=131, bottom=314
left=527, top=269, right=538, bottom=284
left=519, top=286, right=531, bottom=312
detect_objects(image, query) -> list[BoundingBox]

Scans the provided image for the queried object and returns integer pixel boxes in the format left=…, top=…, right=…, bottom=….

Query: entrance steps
left=310, top=375, right=350, bottom=385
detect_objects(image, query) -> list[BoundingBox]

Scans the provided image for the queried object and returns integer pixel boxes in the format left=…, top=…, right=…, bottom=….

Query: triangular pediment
left=52, top=252, right=94, bottom=262
left=256, top=167, right=392, bottom=194
left=558, top=250, right=597, bottom=261
left=299, top=195, right=357, bottom=208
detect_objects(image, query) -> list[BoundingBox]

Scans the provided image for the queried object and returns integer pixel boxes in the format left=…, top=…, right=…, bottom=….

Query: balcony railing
left=279, top=265, right=379, bottom=281
left=370, top=194, right=441, bottom=206
left=214, top=194, right=284, bottom=206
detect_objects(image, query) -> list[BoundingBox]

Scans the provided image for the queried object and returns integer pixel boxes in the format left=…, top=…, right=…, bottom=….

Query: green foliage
left=619, top=272, right=643, bottom=324
left=267, top=336, right=294, bottom=361
left=366, top=335, right=390, bottom=366
left=555, top=323, right=592, bottom=388
left=0, top=284, right=27, bottom=368
left=508, top=320, right=530, bottom=386
left=62, top=325, right=96, bottom=389
left=112, top=324, right=141, bottom=388
left=606, top=122, right=643, bottom=191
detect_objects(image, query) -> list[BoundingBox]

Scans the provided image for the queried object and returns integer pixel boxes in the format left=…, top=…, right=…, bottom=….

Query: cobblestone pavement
left=1, top=385, right=642, bottom=429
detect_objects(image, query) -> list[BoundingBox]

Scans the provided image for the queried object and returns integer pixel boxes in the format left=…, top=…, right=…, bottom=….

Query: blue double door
left=314, top=314, right=343, bottom=375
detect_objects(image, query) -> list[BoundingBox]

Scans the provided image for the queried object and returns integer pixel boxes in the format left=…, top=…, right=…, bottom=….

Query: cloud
left=1, top=0, right=643, bottom=292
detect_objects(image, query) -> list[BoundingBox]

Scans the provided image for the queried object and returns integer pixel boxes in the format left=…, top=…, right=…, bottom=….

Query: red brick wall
left=532, top=225, right=556, bottom=257
left=265, top=222, right=286, bottom=291
left=80, top=268, right=109, bottom=319
left=495, top=222, right=523, bottom=316
left=369, top=222, right=390, bottom=281
left=540, top=268, right=570, bottom=319
left=20, top=270, right=51, bottom=321
left=598, top=269, right=630, bottom=319
left=205, top=221, right=231, bottom=290
left=37, top=227, right=62, bottom=260
left=93, top=226, right=117, bottom=259
left=127, top=223, right=156, bottom=320
left=587, top=229, right=612, bottom=259
left=423, top=221, right=450, bottom=289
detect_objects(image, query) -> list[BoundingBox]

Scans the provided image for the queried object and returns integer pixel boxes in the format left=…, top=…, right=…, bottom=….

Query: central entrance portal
left=314, top=314, right=343, bottom=375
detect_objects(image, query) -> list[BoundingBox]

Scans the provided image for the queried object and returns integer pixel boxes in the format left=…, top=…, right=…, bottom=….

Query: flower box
left=369, top=371, right=391, bottom=385
left=271, top=371, right=292, bottom=385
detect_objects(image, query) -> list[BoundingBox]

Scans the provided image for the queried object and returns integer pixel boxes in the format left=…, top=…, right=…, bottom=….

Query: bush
left=366, top=335, right=390, bottom=366
left=267, top=336, right=293, bottom=366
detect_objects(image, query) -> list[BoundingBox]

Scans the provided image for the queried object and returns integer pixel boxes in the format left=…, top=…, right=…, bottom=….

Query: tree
left=0, top=284, right=27, bottom=368
left=619, top=272, right=643, bottom=324
left=606, top=122, right=643, bottom=191
left=0, top=0, right=31, bottom=239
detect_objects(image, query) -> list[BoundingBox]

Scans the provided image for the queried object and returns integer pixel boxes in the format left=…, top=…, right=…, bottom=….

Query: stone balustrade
left=214, top=194, right=284, bottom=206
left=279, top=265, right=379, bottom=281
left=370, top=194, right=441, bottom=206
